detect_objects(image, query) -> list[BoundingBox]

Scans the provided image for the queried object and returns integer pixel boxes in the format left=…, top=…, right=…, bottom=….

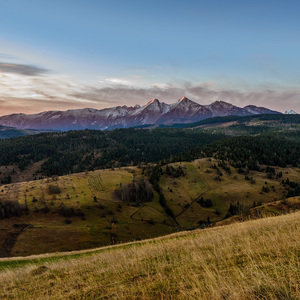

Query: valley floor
left=0, top=211, right=299, bottom=299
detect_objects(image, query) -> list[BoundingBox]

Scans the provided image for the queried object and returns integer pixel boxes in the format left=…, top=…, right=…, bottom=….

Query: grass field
left=0, top=158, right=298, bottom=257
left=0, top=211, right=299, bottom=299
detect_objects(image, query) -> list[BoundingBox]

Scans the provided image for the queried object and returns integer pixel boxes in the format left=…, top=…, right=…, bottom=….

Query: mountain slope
left=0, top=98, right=280, bottom=130
left=207, top=100, right=246, bottom=116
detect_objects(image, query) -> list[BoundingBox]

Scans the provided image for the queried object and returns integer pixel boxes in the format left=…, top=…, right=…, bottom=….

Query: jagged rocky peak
left=145, top=99, right=162, bottom=111
left=146, top=98, right=160, bottom=105
left=175, top=96, right=198, bottom=107
left=179, top=96, right=189, bottom=101
left=177, top=96, right=198, bottom=105
left=142, top=98, right=171, bottom=114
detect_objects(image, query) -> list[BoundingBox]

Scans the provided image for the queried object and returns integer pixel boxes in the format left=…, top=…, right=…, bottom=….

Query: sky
left=0, top=0, right=299, bottom=116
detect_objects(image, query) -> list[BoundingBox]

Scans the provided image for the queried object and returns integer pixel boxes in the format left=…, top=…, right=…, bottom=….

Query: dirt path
left=130, top=204, right=177, bottom=227
left=175, top=179, right=237, bottom=219
left=130, top=204, right=145, bottom=220
left=175, top=188, right=214, bottom=218
left=174, top=171, right=212, bottom=218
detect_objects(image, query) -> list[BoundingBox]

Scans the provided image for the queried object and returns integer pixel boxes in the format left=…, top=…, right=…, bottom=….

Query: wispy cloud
left=99, top=78, right=132, bottom=85
left=71, top=83, right=300, bottom=112
left=0, top=65, right=299, bottom=116
left=0, top=62, right=48, bottom=76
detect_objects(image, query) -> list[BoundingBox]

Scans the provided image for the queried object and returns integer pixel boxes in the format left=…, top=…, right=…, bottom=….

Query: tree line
left=0, top=128, right=225, bottom=178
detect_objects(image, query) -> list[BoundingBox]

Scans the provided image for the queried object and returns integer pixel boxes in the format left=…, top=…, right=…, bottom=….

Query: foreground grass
left=0, top=212, right=299, bottom=299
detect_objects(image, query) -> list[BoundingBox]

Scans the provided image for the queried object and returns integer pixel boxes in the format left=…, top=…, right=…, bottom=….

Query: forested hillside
left=0, top=129, right=225, bottom=182
left=200, top=135, right=300, bottom=169
left=0, top=117, right=300, bottom=184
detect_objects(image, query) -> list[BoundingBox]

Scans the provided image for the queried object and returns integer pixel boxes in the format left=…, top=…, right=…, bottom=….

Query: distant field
left=0, top=158, right=298, bottom=257
left=0, top=211, right=299, bottom=299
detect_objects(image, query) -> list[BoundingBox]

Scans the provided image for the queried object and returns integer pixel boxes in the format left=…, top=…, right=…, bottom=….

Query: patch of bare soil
left=11, top=159, right=47, bottom=183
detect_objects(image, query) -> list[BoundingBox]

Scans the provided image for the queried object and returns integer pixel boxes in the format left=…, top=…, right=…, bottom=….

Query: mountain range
left=0, top=97, right=280, bottom=130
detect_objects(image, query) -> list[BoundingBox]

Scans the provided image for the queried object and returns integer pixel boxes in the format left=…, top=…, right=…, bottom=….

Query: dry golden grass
left=0, top=211, right=299, bottom=299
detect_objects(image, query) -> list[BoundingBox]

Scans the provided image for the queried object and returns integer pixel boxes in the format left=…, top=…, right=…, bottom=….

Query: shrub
left=41, top=205, right=50, bottom=213
left=147, top=219, right=155, bottom=225
left=262, top=186, right=270, bottom=193
left=114, top=178, right=153, bottom=203
left=59, top=204, right=85, bottom=218
left=48, top=184, right=61, bottom=195
left=197, top=198, right=213, bottom=208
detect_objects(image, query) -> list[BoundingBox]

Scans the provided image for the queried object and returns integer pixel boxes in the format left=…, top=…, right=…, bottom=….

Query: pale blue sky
left=0, top=0, right=299, bottom=114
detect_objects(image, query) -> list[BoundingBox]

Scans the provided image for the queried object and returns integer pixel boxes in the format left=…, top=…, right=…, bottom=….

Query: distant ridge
left=0, top=98, right=280, bottom=130
left=0, top=125, right=53, bottom=139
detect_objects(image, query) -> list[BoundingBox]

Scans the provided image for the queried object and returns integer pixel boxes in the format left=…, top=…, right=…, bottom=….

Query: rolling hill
left=0, top=158, right=299, bottom=257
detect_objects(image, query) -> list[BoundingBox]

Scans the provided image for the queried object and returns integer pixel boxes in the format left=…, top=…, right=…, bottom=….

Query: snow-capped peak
left=143, top=98, right=171, bottom=114
left=174, top=96, right=195, bottom=106
left=285, top=110, right=298, bottom=115
left=179, top=96, right=188, bottom=102
left=146, top=98, right=160, bottom=105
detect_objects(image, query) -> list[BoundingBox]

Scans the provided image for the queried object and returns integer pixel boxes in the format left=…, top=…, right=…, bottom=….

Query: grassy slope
left=0, top=158, right=298, bottom=257
left=0, top=211, right=299, bottom=299
left=218, top=196, right=300, bottom=225
left=161, top=159, right=298, bottom=227
left=0, top=167, right=175, bottom=257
